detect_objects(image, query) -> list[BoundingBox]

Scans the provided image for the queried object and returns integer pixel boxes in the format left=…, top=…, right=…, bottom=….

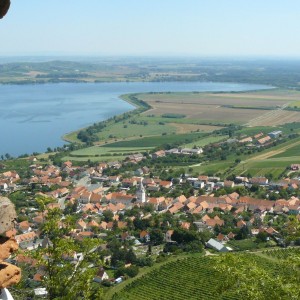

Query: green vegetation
left=0, top=59, right=300, bottom=89
left=161, top=113, right=186, bottom=118
left=183, top=135, right=227, bottom=148
left=227, top=238, right=276, bottom=251
left=40, top=211, right=103, bottom=299
left=65, top=146, right=153, bottom=161
left=263, top=248, right=300, bottom=260
left=271, top=143, right=300, bottom=158
left=102, top=132, right=205, bottom=148
left=109, top=252, right=300, bottom=300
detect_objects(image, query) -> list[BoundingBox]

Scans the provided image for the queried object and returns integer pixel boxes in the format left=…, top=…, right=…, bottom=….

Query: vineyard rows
left=112, top=256, right=239, bottom=300
left=262, top=248, right=300, bottom=260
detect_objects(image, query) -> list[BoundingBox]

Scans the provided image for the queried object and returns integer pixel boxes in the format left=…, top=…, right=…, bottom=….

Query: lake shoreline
left=0, top=82, right=274, bottom=156
left=62, top=87, right=276, bottom=144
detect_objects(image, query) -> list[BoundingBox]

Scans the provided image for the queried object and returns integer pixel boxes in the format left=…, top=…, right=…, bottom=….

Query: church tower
left=136, top=178, right=146, bottom=203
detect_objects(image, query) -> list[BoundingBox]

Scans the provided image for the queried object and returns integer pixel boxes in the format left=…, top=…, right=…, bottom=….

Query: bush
left=115, top=266, right=140, bottom=278
left=137, top=257, right=154, bottom=267
left=125, top=266, right=139, bottom=278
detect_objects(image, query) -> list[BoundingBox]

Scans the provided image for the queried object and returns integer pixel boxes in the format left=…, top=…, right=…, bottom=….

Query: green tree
left=149, top=228, right=164, bottom=246
left=34, top=209, right=103, bottom=300
left=172, top=228, right=198, bottom=244
left=103, top=209, right=114, bottom=222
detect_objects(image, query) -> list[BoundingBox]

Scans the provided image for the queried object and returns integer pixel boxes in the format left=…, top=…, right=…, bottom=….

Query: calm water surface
left=0, top=82, right=272, bottom=156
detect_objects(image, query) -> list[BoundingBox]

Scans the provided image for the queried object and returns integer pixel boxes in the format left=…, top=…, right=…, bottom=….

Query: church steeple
left=136, top=178, right=146, bottom=203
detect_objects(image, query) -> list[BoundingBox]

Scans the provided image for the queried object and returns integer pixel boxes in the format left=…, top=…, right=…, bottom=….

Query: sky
left=1, top=0, right=300, bottom=57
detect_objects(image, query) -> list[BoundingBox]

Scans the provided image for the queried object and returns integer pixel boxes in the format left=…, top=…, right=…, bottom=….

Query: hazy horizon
left=1, top=1, right=300, bottom=57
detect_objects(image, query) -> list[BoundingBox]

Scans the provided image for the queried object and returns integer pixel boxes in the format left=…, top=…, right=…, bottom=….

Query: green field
left=183, top=135, right=227, bottom=148
left=96, top=121, right=175, bottom=140
left=271, top=143, right=300, bottom=158
left=66, top=146, right=153, bottom=162
left=70, top=146, right=153, bottom=157
left=288, top=101, right=300, bottom=108
left=109, top=253, right=299, bottom=300
left=65, top=132, right=207, bottom=162
left=101, top=132, right=205, bottom=148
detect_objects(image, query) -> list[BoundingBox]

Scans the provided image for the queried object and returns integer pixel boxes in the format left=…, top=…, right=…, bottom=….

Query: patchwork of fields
left=64, top=89, right=300, bottom=175
left=138, top=89, right=300, bottom=126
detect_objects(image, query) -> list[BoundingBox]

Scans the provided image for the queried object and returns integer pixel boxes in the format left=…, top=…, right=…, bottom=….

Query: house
left=107, top=161, right=122, bottom=169
left=181, top=222, right=191, bottom=230
left=18, top=221, right=32, bottom=234
left=134, top=168, right=144, bottom=176
left=216, top=233, right=226, bottom=242
left=76, top=219, right=87, bottom=232
left=175, top=195, right=187, bottom=204
left=268, top=130, right=282, bottom=139
left=0, top=181, right=8, bottom=191
left=87, top=220, right=99, bottom=230
left=249, top=177, right=269, bottom=186
left=122, top=178, right=138, bottom=188
left=193, top=180, right=205, bottom=189
left=140, top=230, right=150, bottom=243
left=165, top=230, right=174, bottom=243
left=108, top=175, right=121, bottom=184
left=77, top=231, right=94, bottom=240
left=186, top=202, right=199, bottom=213
left=159, top=181, right=172, bottom=189
left=79, top=192, right=92, bottom=204
left=224, top=180, right=235, bottom=188
left=205, top=182, right=215, bottom=191
left=1, top=171, right=20, bottom=182
left=152, top=150, right=166, bottom=159
left=180, top=147, right=203, bottom=155
left=158, top=197, right=173, bottom=211
left=94, top=268, right=109, bottom=283
left=198, top=175, right=209, bottom=184
left=239, top=137, right=253, bottom=144
left=257, top=136, right=271, bottom=145
left=254, top=132, right=264, bottom=139
left=206, top=238, right=229, bottom=252
left=90, top=193, right=102, bottom=204
left=168, top=202, right=184, bottom=214
left=109, top=192, right=135, bottom=206
left=96, top=163, right=108, bottom=172
left=15, top=232, right=37, bottom=249
left=236, top=220, right=247, bottom=228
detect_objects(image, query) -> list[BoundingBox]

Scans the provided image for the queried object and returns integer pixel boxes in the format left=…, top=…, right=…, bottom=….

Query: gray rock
left=0, top=197, right=17, bottom=235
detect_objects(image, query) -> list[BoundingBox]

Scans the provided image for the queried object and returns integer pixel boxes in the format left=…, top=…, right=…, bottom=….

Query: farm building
left=268, top=130, right=282, bottom=139
left=206, top=238, right=229, bottom=252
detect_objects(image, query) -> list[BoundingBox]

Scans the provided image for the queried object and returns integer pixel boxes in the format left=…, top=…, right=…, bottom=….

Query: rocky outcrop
left=0, top=198, right=21, bottom=290
left=0, top=0, right=10, bottom=19
left=0, top=197, right=17, bottom=235
left=0, top=262, right=21, bottom=289
left=0, top=238, right=18, bottom=261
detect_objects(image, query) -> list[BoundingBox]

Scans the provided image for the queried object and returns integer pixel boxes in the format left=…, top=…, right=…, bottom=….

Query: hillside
left=109, top=250, right=300, bottom=300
